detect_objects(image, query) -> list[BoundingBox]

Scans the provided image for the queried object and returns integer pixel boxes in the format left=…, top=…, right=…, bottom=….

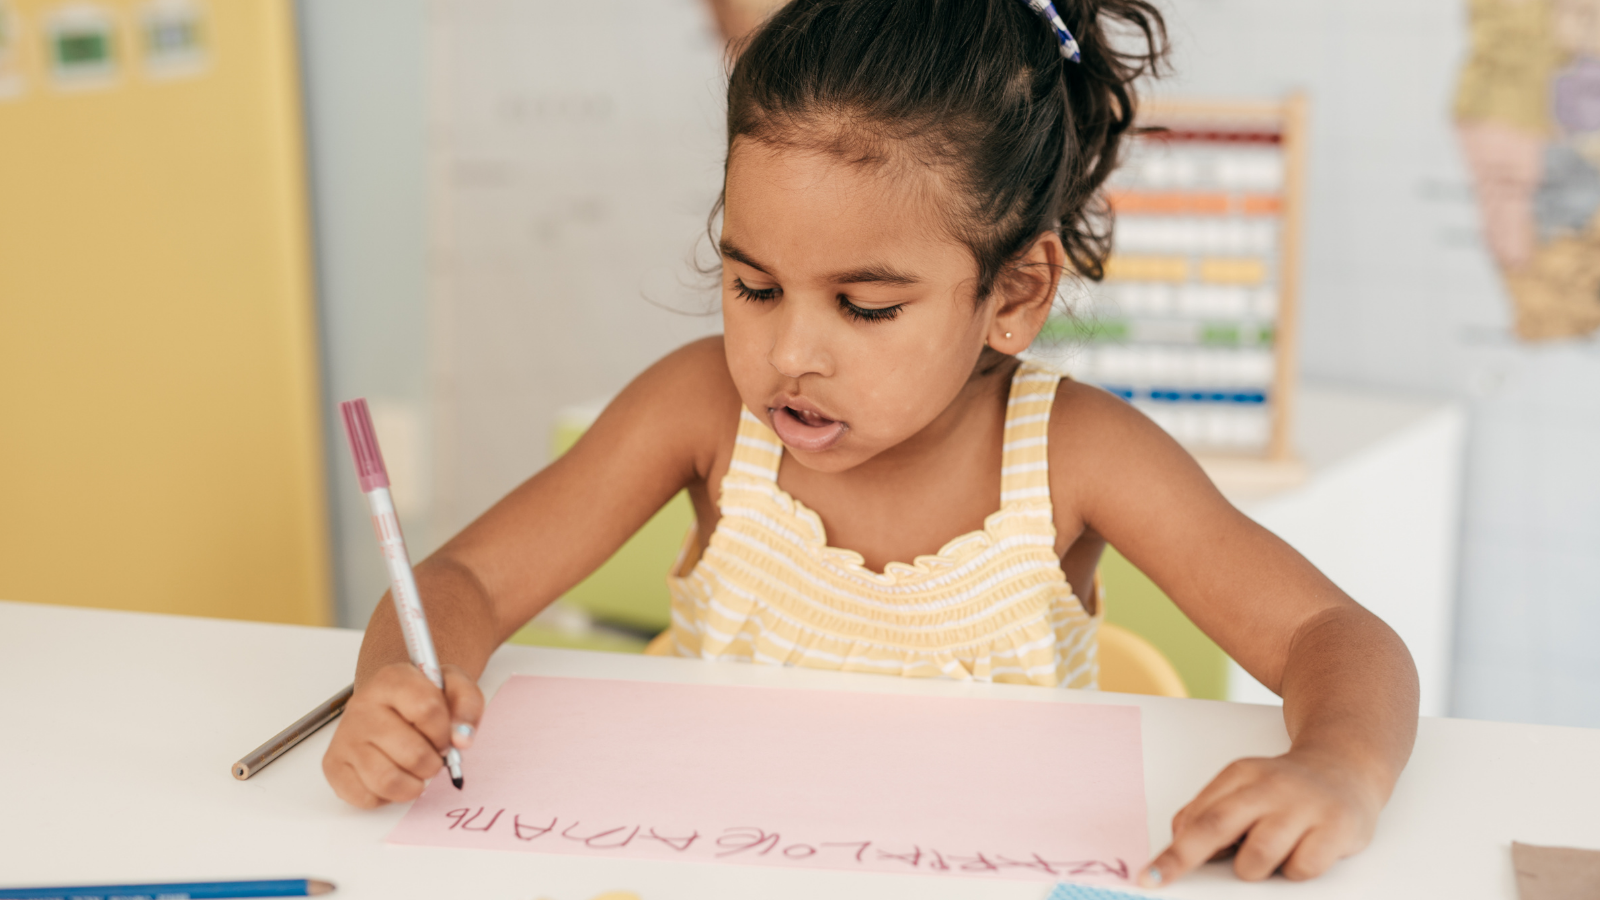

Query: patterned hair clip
left=1022, top=0, right=1082, bottom=62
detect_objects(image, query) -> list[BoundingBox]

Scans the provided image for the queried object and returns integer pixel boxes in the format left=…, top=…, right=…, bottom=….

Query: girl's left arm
left=1050, top=384, right=1419, bottom=885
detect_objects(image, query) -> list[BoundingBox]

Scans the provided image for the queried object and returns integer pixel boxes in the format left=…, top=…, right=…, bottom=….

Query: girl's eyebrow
left=826, top=262, right=921, bottom=286
left=719, top=239, right=771, bottom=274
left=720, top=239, right=921, bottom=286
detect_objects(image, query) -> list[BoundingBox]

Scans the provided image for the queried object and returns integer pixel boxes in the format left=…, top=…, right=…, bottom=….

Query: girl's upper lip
left=770, top=394, right=838, bottom=422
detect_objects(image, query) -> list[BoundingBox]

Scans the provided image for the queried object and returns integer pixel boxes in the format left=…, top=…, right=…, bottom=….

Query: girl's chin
left=770, top=406, right=849, bottom=453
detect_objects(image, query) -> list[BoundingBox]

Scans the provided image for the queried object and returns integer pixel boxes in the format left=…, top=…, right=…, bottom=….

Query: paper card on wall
left=387, top=676, right=1148, bottom=884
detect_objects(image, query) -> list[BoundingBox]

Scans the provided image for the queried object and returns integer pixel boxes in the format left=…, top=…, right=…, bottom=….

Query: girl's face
left=720, top=141, right=998, bottom=474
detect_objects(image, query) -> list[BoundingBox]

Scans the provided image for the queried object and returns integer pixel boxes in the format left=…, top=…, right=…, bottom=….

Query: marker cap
left=339, top=398, right=390, bottom=492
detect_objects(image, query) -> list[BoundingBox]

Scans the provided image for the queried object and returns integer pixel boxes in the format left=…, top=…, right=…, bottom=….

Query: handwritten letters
left=388, top=676, right=1147, bottom=883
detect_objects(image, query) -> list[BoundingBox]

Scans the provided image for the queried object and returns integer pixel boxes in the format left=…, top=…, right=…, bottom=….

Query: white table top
left=2, top=599, right=1597, bottom=899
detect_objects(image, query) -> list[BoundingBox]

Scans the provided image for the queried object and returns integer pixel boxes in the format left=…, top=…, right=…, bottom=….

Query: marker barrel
left=363, top=487, right=442, bottom=688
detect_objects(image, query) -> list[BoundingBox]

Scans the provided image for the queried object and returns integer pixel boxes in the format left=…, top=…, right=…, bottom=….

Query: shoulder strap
left=1000, top=359, right=1062, bottom=504
left=728, top=408, right=783, bottom=482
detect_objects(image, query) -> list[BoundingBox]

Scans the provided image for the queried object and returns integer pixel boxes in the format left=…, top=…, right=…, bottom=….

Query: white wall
left=297, top=0, right=726, bottom=626
left=296, top=0, right=435, bottom=627
left=427, top=0, right=726, bottom=537
left=1451, top=347, right=1600, bottom=726
left=1160, top=0, right=1600, bottom=727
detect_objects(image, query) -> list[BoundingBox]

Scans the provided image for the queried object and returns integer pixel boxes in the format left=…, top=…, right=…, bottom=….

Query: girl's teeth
left=783, top=406, right=834, bottom=427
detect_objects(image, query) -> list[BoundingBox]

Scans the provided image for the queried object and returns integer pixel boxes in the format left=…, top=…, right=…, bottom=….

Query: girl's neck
left=770, top=350, right=1020, bottom=573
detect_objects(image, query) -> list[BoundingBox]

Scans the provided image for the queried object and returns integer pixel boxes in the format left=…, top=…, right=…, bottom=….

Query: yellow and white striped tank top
left=647, top=359, right=1100, bottom=688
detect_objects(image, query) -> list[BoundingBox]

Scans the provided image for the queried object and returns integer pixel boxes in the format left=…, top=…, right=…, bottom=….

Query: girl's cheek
left=721, top=308, right=770, bottom=394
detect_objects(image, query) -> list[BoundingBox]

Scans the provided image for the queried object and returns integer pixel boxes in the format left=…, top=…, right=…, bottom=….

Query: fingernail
left=1141, top=866, right=1164, bottom=887
left=453, top=722, right=476, bottom=747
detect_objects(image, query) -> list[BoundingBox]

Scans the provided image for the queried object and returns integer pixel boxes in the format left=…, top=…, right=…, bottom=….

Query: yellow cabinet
left=0, top=0, right=330, bottom=624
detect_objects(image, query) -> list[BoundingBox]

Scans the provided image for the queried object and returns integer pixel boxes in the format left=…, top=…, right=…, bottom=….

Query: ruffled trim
left=667, top=566, right=1098, bottom=687
left=666, top=542, right=1100, bottom=688
left=717, top=473, right=1060, bottom=588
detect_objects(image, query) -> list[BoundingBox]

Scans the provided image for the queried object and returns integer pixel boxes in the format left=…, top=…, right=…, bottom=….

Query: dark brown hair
left=716, top=0, right=1168, bottom=299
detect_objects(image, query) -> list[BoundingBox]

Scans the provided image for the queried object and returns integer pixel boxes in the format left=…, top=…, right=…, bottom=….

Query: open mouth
left=769, top=404, right=848, bottom=452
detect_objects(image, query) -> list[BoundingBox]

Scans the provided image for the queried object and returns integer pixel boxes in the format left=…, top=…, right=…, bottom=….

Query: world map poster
left=1455, top=0, right=1600, bottom=341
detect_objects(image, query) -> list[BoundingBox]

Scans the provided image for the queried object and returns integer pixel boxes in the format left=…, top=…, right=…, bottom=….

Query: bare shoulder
left=629, top=335, right=739, bottom=404
left=602, top=335, right=742, bottom=482
left=1044, top=374, right=1223, bottom=533
left=1047, top=376, right=1164, bottom=451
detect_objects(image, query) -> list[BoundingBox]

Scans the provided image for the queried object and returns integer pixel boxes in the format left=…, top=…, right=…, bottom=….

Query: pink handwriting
left=440, top=807, right=1128, bottom=880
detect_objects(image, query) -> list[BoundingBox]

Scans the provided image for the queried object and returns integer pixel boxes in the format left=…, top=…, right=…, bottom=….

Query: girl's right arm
left=322, top=337, right=739, bottom=807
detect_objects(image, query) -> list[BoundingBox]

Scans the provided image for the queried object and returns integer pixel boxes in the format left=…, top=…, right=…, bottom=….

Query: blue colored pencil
left=0, top=879, right=333, bottom=899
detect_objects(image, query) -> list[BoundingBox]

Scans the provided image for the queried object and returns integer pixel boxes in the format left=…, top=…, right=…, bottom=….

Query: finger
left=378, top=728, right=448, bottom=784
left=379, top=666, right=453, bottom=752
left=442, top=665, right=485, bottom=749
left=353, top=739, right=429, bottom=804
left=323, top=680, right=441, bottom=808
left=1207, top=838, right=1244, bottom=863
left=323, top=750, right=384, bottom=809
left=334, top=697, right=441, bottom=776
left=1142, top=788, right=1270, bottom=887
left=1281, top=826, right=1351, bottom=881
left=333, top=761, right=385, bottom=809
left=364, top=706, right=449, bottom=782
left=1171, top=759, right=1266, bottom=835
left=1233, top=813, right=1311, bottom=881
left=323, top=716, right=386, bottom=809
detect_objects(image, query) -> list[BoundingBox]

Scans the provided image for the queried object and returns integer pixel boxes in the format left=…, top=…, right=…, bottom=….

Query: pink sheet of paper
left=387, top=676, right=1147, bottom=884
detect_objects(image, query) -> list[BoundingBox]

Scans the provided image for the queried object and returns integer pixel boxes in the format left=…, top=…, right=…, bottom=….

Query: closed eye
left=732, top=277, right=780, bottom=303
left=839, top=294, right=902, bottom=323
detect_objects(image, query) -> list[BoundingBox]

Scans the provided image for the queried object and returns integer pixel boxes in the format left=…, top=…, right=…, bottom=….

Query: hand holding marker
left=340, top=398, right=465, bottom=790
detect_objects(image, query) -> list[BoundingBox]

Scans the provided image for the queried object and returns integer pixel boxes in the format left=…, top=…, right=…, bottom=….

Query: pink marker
left=340, top=398, right=464, bottom=790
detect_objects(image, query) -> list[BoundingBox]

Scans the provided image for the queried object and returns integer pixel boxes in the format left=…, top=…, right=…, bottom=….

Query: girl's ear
left=987, top=231, right=1066, bottom=355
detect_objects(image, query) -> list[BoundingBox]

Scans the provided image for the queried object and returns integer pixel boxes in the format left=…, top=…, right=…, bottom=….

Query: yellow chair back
left=1098, top=621, right=1189, bottom=698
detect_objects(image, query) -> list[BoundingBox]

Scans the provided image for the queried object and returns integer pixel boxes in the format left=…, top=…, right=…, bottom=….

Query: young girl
left=323, top=0, right=1420, bottom=886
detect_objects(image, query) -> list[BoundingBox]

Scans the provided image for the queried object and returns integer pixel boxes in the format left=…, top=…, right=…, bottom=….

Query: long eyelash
left=839, top=295, right=902, bottom=323
left=732, top=277, right=779, bottom=303
left=733, top=278, right=899, bottom=322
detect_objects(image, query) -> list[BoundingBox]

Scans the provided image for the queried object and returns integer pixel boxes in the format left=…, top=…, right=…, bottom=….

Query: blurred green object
left=559, top=488, right=690, bottom=633
left=1038, top=315, right=1129, bottom=343
left=503, top=404, right=689, bottom=652
left=1100, top=546, right=1229, bottom=700
left=507, top=621, right=651, bottom=653
left=1038, top=314, right=1274, bottom=348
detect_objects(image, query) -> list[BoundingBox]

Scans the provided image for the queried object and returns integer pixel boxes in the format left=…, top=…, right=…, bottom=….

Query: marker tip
left=452, top=776, right=464, bottom=790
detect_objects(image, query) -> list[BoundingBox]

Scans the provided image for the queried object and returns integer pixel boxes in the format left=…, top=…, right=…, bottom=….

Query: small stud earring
left=1004, top=331, right=1012, bottom=339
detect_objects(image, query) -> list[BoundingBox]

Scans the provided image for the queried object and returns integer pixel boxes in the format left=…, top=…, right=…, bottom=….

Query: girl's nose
left=768, top=299, right=835, bottom=380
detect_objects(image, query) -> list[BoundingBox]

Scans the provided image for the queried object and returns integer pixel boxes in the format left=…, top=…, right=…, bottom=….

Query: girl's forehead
left=727, top=139, right=940, bottom=207
left=723, top=142, right=972, bottom=279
